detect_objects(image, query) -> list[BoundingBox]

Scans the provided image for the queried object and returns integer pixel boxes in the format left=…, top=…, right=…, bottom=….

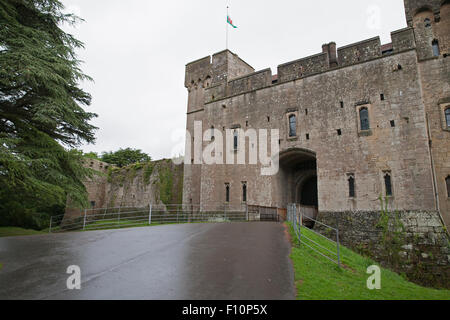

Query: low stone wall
left=315, top=210, right=450, bottom=289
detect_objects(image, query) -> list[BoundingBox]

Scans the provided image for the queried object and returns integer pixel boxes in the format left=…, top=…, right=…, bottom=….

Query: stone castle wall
left=315, top=210, right=450, bottom=288
left=65, top=159, right=183, bottom=220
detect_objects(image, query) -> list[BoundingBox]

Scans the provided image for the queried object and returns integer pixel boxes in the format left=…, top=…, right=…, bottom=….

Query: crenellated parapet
left=197, top=28, right=418, bottom=105
left=337, top=37, right=382, bottom=67
left=277, top=52, right=329, bottom=84
left=391, top=27, right=416, bottom=52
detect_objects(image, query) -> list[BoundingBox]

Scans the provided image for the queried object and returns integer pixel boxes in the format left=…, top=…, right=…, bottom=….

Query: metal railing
left=287, top=204, right=341, bottom=267
left=50, top=204, right=278, bottom=233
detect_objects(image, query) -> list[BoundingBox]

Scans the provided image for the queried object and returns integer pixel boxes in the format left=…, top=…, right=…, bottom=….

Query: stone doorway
left=278, top=148, right=318, bottom=222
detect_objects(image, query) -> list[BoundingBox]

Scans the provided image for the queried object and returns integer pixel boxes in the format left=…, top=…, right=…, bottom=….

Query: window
left=90, top=201, right=96, bottom=208
left=225, top=184, right=230, bottom=202
left=348, top=175, right=355, bottom=198
left=447, top=176, right=450, bottom=198
left=289, top=115, right=297, bottom=137
left=424, top=18, right=431, bottom=27
left=337, top=129, right=342, bottom=136
left=210, top=126, right=215, bottom=140
left=242, top=182, right=247, bottom=202
left=445, top=108, right=450, bottom=128
left=305, top=109, right=308, bottom=115
left=233, top=130, right=238, bottom=150
left=390, top=120, right=395, bottom=127
left=360, top=108, right=370, bottom=131
left=306, top=133, right=310, bottom=140
left=384, top=172, right=393, bottom=196
left=340, top=101, right=344, bottom=108
left=432, top=40, right=440, bottom=57
left=380, top=93, right=385, bottom=101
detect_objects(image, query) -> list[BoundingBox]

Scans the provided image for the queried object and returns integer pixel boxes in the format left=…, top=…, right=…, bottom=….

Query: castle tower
left=183, top=50, right=254, bottom=206
left=404, top=0, right=450, bottom=227
left=403, top=0, right=450, bottom=59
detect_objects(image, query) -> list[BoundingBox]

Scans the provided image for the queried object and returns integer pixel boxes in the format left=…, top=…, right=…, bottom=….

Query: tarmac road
left=0, top=222, right=295, bottom=300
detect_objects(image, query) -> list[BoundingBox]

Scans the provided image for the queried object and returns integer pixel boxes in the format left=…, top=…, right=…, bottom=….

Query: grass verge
left=0, top=227, right=45, bottom=238
left=286, top=222, right=450, bottom=300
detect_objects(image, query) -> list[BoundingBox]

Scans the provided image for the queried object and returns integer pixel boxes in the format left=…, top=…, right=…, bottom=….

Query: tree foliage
left=101, top=148, right=151, bottom=167
left=0, top=0, right=97, bottom=228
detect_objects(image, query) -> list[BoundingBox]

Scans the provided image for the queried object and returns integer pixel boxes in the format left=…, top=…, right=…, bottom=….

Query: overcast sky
left=61, top=0, right=407, bottom=160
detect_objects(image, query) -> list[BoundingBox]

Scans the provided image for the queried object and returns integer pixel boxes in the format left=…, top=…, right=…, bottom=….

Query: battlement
left=185, top=50, right=254, bottom=89
left=337, top=37, right=382, bottom=67
left=278, top=52, right=329, bottom=84
left=192, top=27, right=418, bottom=105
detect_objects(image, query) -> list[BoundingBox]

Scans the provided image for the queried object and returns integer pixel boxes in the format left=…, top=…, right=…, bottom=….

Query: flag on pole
left=227, top=15, right=237, bottom=28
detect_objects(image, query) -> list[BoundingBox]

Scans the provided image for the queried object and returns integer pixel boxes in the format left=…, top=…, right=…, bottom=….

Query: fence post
left=148, top=204, right=152, bottom=225
left=299, top=209, right=302, bottom=244
left=49, top=216, right=52, bottom=233
left=83, top=209, right=87, bottom=230
left=336, top=229, right=341, bottom=268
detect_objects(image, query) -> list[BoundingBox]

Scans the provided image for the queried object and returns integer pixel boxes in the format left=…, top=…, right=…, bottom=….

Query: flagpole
left=226, top=6, right=229, bottom=50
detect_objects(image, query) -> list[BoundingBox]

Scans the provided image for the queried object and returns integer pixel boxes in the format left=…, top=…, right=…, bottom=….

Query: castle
left=183, top=0, right=450, bottom=230
left=181, top=0, right=450, bottom=286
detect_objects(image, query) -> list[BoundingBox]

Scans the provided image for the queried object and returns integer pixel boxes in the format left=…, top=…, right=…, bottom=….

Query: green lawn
left=286, top=222, right=450, bottom=300
left=0, top=227, right=45, bottom=238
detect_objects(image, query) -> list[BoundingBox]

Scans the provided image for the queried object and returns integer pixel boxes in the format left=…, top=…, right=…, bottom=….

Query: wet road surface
left=0, top=222, right=295, bottom=300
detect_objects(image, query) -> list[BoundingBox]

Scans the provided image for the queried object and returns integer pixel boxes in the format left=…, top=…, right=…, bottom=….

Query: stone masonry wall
left=315, top=210, right=450, bottom=288
left=65, top=160, right=183, bottom=220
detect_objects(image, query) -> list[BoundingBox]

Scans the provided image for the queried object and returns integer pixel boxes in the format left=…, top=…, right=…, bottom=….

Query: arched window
left=384, top=173, right=393, bottom=196
left=446, top=176, right=450, bottom=198
left=432, top=39, right=440, bottom=57
left=348, top=176, right=355, bottom=198
left=359, top=108, right=370, bottom=131
left=225, top=183, right=230, bottom=202
left=289, top=115, right=297, bottom=137
left=445, top=108, right=450, bottom=128
left=233, top=130, right=238, bottom=150
left=242, top=182, right=247, bottom=202
left=210, top=126, right=215, bottom=140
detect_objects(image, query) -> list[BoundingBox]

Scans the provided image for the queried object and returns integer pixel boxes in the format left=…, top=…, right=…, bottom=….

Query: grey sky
left=61, top=0, right=407, bottom=160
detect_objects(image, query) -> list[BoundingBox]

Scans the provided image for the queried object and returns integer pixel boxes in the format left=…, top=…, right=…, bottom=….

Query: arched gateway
left=277, top=148, right=318, bottom=222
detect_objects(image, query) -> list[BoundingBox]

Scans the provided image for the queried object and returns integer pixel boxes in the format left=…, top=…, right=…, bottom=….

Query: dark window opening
left=384, top=173, right=393, bottom=196
left=233, top=130, right=238, bottom=150
left=278, top=139, right=281, bottom=145
left=225, top=184, right=230, bottom=202
left=242, top=183, right=247, bottom=202
left=432, top=39, right=440, bottom=57
left=380, top=94, right=385, bottom=101
left=390, top=120, right=395, bottom=127
left=360, top=108, right=370, bottom=131
left=267, top=116, right=270, bottom=122
left=445, top=108, right=450, bottom=128
left=397, top=64, right=402, bottom=70
left=424, top=18, right=431, bottom=27
left=306, top=133, right=310, bottom=140
left=340, top=101, right=344, bottom=108
left=289, top=115, right=297, bottom=137
left=211, top=126, right=215, bottom=140
left=246, top=120, right=249, bottom=127
left=446, top=176, right=450, bottom=198
left=337, top=129, right=342, bottom=136
left=348, top=176, right=355, bottom=198
left=90, top=201, right=96, bottom=208
left=305, top=109, right=308, bottom=115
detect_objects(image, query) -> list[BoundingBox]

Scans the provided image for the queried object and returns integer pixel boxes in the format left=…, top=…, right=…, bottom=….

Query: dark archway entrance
left=278, top=148, right=318, bottom=222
